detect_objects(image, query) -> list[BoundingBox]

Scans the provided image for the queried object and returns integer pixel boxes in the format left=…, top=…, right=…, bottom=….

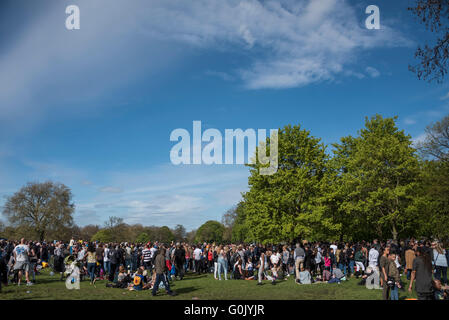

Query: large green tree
left=332, top=115, right=420, bottom=241
left=195, top=220, right=225, bottom=243
left=241, top=124, right=328, bottom=243
left=2, top=181, right=75, bottom=241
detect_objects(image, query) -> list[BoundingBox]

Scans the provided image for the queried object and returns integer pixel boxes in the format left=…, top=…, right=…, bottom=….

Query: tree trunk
left=39, top=230, right=45, bottom=242
left=391, top=223, right=398, bottom=242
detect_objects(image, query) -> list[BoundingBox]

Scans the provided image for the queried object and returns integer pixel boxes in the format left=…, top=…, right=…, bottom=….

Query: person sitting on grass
left=433, top=279, right=449, bottom=300
left=298, top=266, right=312, bottom=284
left=243, top=258, right=254, bottom=280
left=128, top=268, right=144, bottom=291
left=328, top=267, right=345, bottom=284
left=106, top=266, right=130, bottom=289
left=233, top=257, right=243, bottom=280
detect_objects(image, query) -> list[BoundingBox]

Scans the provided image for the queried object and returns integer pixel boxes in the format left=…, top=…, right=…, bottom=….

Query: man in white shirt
left=368, top=247, right=379, bottom=268
left=193, top=246, right=203, bottom=274
left=103, top=244, right=110, bottom=275
left=330, top=243, right=338, bottom=256
left=13, top=238, right=32, bottom=286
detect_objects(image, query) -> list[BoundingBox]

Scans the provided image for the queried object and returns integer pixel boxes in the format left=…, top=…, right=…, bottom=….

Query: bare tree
left=409, top=0, right=449, bottom=82
left=417, top=114, right=449, bottom=161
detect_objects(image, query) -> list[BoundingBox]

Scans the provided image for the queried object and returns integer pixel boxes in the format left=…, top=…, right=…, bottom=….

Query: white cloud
left=0, top=0, right=411, bottom=127
left=365, top=66, right=381, bottom=78
left=75, top=164, right=249, bottom=229
left=404, top=117, right=417, bottom=125
left=412, top=132, right=427, bottom=147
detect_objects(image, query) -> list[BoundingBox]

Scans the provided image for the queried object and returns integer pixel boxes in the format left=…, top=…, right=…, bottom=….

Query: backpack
left=133, top=275, right=142, bottom=286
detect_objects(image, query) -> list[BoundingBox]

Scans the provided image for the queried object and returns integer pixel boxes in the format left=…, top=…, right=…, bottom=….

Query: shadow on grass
left=173, top=286, right=198, bottom=294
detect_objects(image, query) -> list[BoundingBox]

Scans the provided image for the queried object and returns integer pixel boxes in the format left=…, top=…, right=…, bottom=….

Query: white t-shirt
left=150, top=247, right=157, bottom=259
left=368, top=248, right=379, bottom=267
left=77, top=248, right=86, bottom=261
left=193, top=248, right=202, bottom=260
left=14, top=244, right=29, bottom=262
left=104, top=248, right=110, bottom=262
left=270, top=253, right=280, bottom=265
left=330, top=244, right=338, bottom=255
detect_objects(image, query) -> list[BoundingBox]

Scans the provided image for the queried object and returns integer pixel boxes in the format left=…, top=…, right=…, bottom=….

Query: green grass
left=0, top=269, right=419, bottom=300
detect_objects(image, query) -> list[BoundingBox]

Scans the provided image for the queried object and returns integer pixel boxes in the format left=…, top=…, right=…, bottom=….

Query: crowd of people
left=0, top=237, right=448, bottom=300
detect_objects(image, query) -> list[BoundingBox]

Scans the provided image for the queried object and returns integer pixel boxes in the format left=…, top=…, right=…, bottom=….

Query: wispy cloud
left=98, top=186, right=123, bottom=194
left=365, top=66, right=381, bottom=78
left=440, top=92, right=449, bottom=100
left=75, top=164, right=249, bottom=229
left=205, top=70, right=235, bottom=82
left=0, top=0, right=411, bottom=130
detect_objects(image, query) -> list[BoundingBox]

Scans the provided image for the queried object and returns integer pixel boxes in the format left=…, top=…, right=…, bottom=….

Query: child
left=128, top=268, right=144, bottom=291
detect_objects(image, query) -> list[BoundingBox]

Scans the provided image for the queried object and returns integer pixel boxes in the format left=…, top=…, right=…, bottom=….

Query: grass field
left=0, top=269, right=419, bottom=300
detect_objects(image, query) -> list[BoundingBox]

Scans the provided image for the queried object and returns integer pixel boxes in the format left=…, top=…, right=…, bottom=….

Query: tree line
left=224, top=114, right=449, bottom=244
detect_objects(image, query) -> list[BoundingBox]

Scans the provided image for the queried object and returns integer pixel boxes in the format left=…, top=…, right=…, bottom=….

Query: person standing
left=13, top=238, right=32, bottom=286
left=142, top=244, right=152, bottom=271
left=385, top=253, right=401, bottom=300
left=151, top=248, right=176, bottom=297
left=217, top=249, right=228, bottom=281
left=193, top=246, right=202, bottom=275
left=405, top=243, right=416, bottom=281
left=86, top=243, right=97, bottom=285
left=103, top=244, right=111, bottom=276
left=173, top=243, right=185, bottom=280
left=108, top=245, right=119, bottom=282
left=380, top=246, right=390, bottom=299
left=432, top=241, right=448, bottom=285
left=294, top=243, right=305, bottom=283
left=409, top=246, right=434, bottom=300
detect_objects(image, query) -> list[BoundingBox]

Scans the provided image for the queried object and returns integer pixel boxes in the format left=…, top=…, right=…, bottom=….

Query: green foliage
left=91, top=229, right=113, bottom=243
left=2, top=181, right=75, bottom=241
left=157, top=226, right=175, bottom=243
left=240, top=124, right=328, bottom=243
left=411, top=160, right=449, bottom=240
left=330, top=115, right=421, bottom=240
left=195, top=220, right=225, bottom=243
left=231, top=115, right=440, bottom=242
left=136, top=232, right=150, bottom=243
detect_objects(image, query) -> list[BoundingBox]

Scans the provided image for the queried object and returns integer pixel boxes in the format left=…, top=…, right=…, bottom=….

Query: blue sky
left=1, top=0, right=449, bottom=230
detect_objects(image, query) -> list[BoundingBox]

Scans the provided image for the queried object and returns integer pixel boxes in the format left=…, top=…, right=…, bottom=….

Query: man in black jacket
left=173, top=243, right=185, bottom=280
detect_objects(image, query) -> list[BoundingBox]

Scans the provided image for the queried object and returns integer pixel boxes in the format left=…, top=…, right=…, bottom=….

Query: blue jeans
left=125, top=259, right=132, bottom=271
left=348, top=260, right=355, bottom=274
left=152, top=273, right=172, bottom=295
left=217, top=258, right=228, bottom=280
left=29, top=262, right=36, bottom=282
left=390, top=285, right=399, bottom=300
left=434, top=266, right=448, bottom=284
left=104, top=261, right=111, bottom=275
left=87, top=263, right=96, bottom=282
left=338, top=263, right=347, bottom=275
left=131, top=257, right=137, bottom=271
left=406, top=269, right=412, bottom=280
left=328, top=277, right=340, bottom=284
